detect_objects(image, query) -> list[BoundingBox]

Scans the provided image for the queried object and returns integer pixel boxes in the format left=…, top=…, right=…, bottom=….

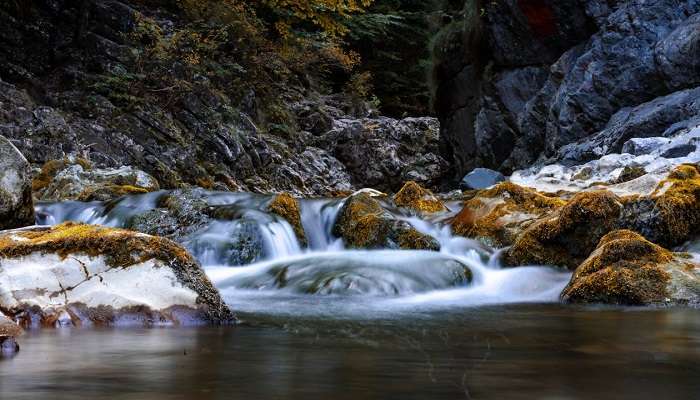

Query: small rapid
left=36, top=190, right=572, bottom=317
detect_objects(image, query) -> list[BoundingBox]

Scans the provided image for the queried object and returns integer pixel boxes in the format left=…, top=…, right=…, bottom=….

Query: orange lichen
left=77, top=184, right=150, bottom=201
left=393, top=181, right=446, bottom=213
left=268, top=193, right=307, bottom=245
left=450, top=182, right=565, bottom=247
left=561, top=230, right=675, bottom=305
left=651, top=164, right=700, bottom=245
left=506, top=190, right=622, bottom=269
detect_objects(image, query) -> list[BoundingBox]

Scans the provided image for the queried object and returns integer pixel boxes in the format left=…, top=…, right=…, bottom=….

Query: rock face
left=435, top=0, right=700, bottom=179
left=561, top=230, right=700, bottom=305
left=333, top=193, right=440, bottom=251
left=0, top=223, right=235, bottom=327
left=0, top=136, right=34, bottom=230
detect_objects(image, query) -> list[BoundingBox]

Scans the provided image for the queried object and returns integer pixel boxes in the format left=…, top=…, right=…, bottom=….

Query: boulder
left=33, top=159, right=160, bottom=202
left=561, top=230, right=700, bottom=305
left=393, top=181, right=446, bottom=214
left=460, top=168, right=506, bottom=190
left=450, top=182, right=564, bottom=247
left=506, top=190, right=623, bottom=269
left=0, top=222, right=235, bottom=327
left=0, top=135, right=34, bottom=230
left=333, top=193, right=439, bottom=251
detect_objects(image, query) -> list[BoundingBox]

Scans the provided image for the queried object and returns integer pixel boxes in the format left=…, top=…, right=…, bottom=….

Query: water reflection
left=1, top=305, right=699, bottom=400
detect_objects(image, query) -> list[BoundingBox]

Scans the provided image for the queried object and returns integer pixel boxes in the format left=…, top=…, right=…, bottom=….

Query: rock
left=315, top=117, right=448, bottom=191
left=34, top=159, right=160, bottom=201
left=0, top=313, right=21, bottom=356
left=619, top=164, right=700, bottom=247
left=661, top=144, right=697, bottom=159
left=393, top=181, right=446, bottom=214
left=622, top=137, right=672, bottom=156
left=0, top=135, right=34, bottom=230
left=0, top=222, right=235, bottom=327
left=267, top=193, right=307, bottom=246
left=333, top=193, right=439, bottom=251
left=506, top=191, right=623, bottom=269
left=450, top=182, right=564, bottom=247
left=561, top=230, right=700, bottom=305
left=219, top=251, right=473, bottom=296
left=460, top=168, right=506, bottom=190
left=435, top=0, right=700, bottom=176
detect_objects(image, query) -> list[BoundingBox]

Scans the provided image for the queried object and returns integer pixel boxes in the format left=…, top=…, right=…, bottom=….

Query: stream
left=0, top=191, right=698, bottom=399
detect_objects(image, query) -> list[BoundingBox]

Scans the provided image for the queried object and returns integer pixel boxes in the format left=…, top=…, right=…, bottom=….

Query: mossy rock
left=393, top=181, right=446, bottom=214
left=619, top=164, right=700, bottom=247
left=450, top=182, right=565, bottom=247
left=561, top=230, right=700, bottom=305
left=267, top=193, right=307, bottom=246
left=506, top=190, right=623, bottom=269
left=333, top=193, right=439, bottom=251
left=0, top=222, right=235, bottom=326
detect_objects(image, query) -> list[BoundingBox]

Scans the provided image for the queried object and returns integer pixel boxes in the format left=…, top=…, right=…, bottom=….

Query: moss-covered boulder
left=619, top=164, right=700, bottom=247
left=267, top=193, right=307, bottom=246
left=333, top=193, right=439, bottom=250
left=561, top=230, right=700, bottom=305
left=450, top=182, right=564, bottom=247
left=393, top=181, right=446, bottom=214
left=0, top=135, right=34, bottom=230
left=0, top=222, right=235, bottom=327
left=506, top=190, right=623, bottom=269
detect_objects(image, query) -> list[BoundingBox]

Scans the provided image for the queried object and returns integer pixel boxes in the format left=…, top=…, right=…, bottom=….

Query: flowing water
left=1, top=191, right=699, bottom=399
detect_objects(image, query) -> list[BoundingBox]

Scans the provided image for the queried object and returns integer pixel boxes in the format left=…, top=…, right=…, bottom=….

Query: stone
left=333, top=193, right=439, bottom=251
left=460, top=168, right=506, bottom=190
left=622, top=137, right=672, bottom=156
left=561, top=230, right=700, bottom=306
left=0, top=135, right=34, bottom=230
left=0, top=223, right=235, bottom=327
left=393, top=181, right=446, bottom=214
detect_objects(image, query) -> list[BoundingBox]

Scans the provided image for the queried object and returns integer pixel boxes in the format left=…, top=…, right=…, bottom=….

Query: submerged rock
left=450, top=182, right=564, bottom=247
left=217, top=251, right=473, bottom=296
left=460, top=168, right=506, bottom=190
left=0, top=223, right=235, bottom=327
left=0, top=135, right=34, bottom=230
left=393, top=181, right=446, bottom=214
left=333, top=193, right=439, bottom=251
left=0, top=314, right=21, bottom=356
left=561, top=230, right=700, bottom=306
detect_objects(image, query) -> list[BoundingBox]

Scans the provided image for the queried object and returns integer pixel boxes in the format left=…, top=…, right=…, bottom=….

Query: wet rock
left=661, top=144, right=697, bottom=159
left=450, top=182, right=564, bottom=247
left=561, top=230, right=700, bottom=305
left=0, top=314, right=22, bottom=356
left=34, top=159, right=160, bottom=201
left=622, top=137, right=672, bottom=156
left=267, top=193, right=307, bottom=246
left=0, top=135, right=34, bottom=230
left=220, top=251, right=473, bottom=296
left=506, top=191, right=623, bottom=269
left=393, top=181, right=446, bottom=214
left=333, top=193, right=439, bottom=251
left=127, top=189, right=210, bottom=240
left=0, top=222, right=235, bottom=327
left=460, top=168, right=506, bottom=190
